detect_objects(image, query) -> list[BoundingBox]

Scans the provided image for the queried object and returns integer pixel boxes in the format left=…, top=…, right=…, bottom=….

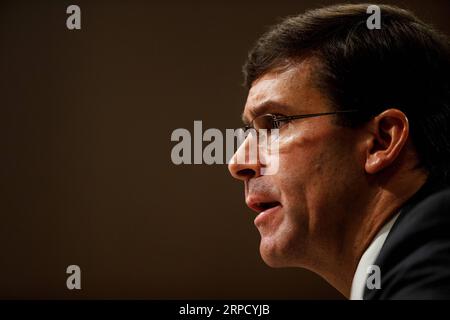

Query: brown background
left=1, top=0, right=449, bottom=299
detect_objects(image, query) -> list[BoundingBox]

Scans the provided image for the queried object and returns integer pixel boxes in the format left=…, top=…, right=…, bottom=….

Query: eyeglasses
left=244, top=110, right=360, bottom=132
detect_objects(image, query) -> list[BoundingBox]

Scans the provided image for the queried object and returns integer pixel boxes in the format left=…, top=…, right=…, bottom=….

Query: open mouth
left=253, top=201, right=282, bottom=226
left=256, top=201, right=281, bottom=213
left=246, top=195, right=282, bottom=216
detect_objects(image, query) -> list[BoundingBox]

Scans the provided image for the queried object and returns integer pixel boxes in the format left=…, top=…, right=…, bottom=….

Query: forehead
left=243, top=60, right=328, bottom=122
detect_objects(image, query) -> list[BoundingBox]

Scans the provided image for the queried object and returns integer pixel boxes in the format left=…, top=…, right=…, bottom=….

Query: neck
left=316, top=168, right=428, bottom=298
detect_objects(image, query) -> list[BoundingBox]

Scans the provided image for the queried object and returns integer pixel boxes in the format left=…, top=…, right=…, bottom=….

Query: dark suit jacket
left=364, top=180, right=450, bottom=299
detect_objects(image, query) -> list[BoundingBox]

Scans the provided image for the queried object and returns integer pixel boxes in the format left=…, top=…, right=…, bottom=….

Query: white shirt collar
left=350, top=212, right=400, bottom=300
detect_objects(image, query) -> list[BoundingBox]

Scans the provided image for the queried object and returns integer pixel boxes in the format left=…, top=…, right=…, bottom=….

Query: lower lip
left=254, top=205, right=282, bottom=226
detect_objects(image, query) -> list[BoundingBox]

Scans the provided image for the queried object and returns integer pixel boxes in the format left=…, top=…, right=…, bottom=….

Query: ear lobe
left=365, top=109, right=409, bottom=174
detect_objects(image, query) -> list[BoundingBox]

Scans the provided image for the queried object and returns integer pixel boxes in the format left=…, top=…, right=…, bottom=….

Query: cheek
left=277, top=123, right=330, bottom=168
left=275, top=130, right=327, bottom=192
left=275, top=127, right=358, bottom=210
left=272, top=150, right=310, bottom=230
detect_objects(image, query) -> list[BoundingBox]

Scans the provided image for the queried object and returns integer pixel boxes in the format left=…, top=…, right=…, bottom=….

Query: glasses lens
left=252, top=114, right=275, bottom=130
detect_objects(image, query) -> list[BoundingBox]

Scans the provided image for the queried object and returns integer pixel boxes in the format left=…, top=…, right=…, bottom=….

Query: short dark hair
left=243, top=3, right=450, bottom=185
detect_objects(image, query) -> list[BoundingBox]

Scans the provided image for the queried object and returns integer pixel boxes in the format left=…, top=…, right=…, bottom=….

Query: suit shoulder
left=365, top=187, right=450, bottom=299
left=396, top=187, right=450, bottom=233
left=415, top=188, right=450, bottom=213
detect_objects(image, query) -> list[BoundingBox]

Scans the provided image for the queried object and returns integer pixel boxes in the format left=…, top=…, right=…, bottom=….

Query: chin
left=258, top=217, right=307, bottom=268
left=259, top=237, right=297, bottom=268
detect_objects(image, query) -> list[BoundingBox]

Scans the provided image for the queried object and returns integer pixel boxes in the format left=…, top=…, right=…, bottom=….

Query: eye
left=251, top=114, right=289, bottom=130
left=272, top=116, right=290, bottom=129
left=252, top=114, right=275, bottom=130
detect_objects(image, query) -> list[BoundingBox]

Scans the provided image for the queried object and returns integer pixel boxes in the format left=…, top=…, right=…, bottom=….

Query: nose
left=228, top=135, right=262, bottom=181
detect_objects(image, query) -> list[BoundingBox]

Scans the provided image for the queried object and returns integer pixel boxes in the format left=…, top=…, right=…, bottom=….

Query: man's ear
left=364, top=109, right=409, bottom=174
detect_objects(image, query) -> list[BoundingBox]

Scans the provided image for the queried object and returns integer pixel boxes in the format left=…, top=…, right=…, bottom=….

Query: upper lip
left=246, top=195, right=281, bottom=213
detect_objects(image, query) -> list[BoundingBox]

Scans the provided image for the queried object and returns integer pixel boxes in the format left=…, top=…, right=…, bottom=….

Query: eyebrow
left=241, top=100, right=292, bottom=125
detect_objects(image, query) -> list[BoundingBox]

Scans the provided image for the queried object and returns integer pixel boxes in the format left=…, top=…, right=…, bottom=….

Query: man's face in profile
left=229, top=59, right=365, bottom=269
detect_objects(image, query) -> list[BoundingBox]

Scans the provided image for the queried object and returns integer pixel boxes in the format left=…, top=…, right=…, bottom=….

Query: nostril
left=237, top=168, right=256, bottom=179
